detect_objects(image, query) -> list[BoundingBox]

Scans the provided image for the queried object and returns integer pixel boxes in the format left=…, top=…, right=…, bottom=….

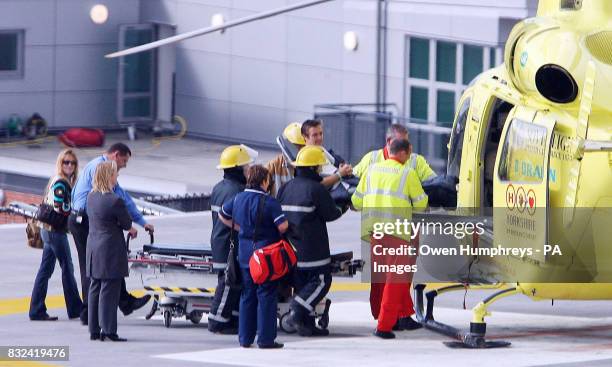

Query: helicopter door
left=493, top=114, right=555, bottom=262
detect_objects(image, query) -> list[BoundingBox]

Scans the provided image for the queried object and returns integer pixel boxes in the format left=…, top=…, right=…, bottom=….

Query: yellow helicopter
left=106, top=0, right=612, bottom=349
left=412, top=0, right=612, bottom=348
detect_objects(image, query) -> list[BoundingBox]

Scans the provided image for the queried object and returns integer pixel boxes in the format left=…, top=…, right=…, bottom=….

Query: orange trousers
left=369, top=235, right=416, bottom=332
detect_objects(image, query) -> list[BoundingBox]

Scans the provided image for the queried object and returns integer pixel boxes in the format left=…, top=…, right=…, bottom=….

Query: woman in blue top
left=29, top=149, right=83, bottom=321
left=220, top=164, right=288, bottom=349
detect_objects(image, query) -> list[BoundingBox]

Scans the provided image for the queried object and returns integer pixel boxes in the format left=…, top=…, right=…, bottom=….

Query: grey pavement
left=0, top=132, right=279, bottom=195
left=2, top=136, right=612, bottom=366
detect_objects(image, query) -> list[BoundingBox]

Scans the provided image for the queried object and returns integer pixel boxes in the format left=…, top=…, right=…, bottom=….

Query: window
left=498, top=119, right=547, bottom=182
left=409, top=37, right=429, bottom=79
left=410, top=87, right=428, bottom=121
left=447, top=97, right=470, bottom=177
left=405, top=35, right=502, bottom=172
left=0, top=30, right=23, bottom=77
left=436, top=90, right=455, bottom=126
left=463, top=45, right=483, bottom=85
left=436, top=41, right=456, bottom=83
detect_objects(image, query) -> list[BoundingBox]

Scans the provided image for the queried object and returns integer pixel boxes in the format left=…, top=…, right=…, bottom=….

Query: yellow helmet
left=292, top=145, right=328, bottom=167
left=283, top=122, right=305, bottom=146
left=217, top=145, right=255, bottom=169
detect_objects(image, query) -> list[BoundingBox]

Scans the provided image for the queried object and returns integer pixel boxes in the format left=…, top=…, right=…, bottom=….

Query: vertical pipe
left=376, top=0, right=382, bottom=112
left=375, top=0, right=389, bottom=113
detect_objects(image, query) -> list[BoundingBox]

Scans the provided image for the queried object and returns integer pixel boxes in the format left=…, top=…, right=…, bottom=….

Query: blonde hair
left=92, top=161, right=117, bottom=194
left=54, top=149, right=79, bottom=187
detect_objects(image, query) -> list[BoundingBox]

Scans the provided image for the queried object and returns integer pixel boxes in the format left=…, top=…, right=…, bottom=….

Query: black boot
left=288, top=312, right=313, bottom=337
left=258, top=342, right=284, bottom=349
left=120, top=295, right=151, bottom=316
left=373, top=329, right=395, bottom=339
left=310, top=327, right=330, bottom=337
left=397, top=317, right=422, bottom=331
left=100, top=333, right=127, bottom=342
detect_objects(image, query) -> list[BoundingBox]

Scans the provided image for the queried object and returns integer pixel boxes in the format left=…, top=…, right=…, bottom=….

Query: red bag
left=249, top=239, right=297, bottom=284
left=58, top=128, right=105, bottom=147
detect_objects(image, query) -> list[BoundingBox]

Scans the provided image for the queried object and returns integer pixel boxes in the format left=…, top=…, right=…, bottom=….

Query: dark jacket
left=86, top=191, right=132, bottom=279
left=277, top=168, right=342, bottom=269
left=210, top=171, right=245, bottom=271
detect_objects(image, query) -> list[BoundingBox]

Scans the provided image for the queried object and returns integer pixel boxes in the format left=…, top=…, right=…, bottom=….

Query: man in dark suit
left=70, top=143, right=152, bottom=324
left=86, top=161, right=136, bottom=342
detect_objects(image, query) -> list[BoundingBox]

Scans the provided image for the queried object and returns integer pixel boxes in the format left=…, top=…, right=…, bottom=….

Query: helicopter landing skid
left=414, top=283, right=513, bottom=349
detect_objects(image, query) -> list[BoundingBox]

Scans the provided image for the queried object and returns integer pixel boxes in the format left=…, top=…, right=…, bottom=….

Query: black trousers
left=88, top=278, right=121, bottom=335
left=68, top=214, right=133, bottom=317
left=208, top=271, right=240, bottom=331
left=290, top=267, right=332, bottom=326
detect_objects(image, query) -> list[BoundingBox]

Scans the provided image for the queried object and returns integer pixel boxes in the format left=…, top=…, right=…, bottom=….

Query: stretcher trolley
left=128, top=234, right=364, bottom=331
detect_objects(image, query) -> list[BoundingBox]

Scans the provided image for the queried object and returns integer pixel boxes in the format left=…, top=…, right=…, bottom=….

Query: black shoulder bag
left=224, top=195, right=266, bottom=289
left=224, top=200, right=242, bottom=290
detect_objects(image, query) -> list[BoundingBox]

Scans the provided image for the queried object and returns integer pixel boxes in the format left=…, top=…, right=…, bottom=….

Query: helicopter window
left=482, top=100, right=513, bottom=207
left=497, top=119, right=547, bottom=183
left=446, top=97, right=470, bottom=178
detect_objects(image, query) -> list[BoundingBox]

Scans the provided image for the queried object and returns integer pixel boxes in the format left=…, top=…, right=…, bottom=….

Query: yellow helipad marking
left=0, top=295, right=65, bottom=317
left=1, top=284, right=465, bottom=317
left=0, top=291, right=147, bottom=317
left=0, top=286, right=373, bottom=318
left=0, top=362, right=60, bottom=366
left=330, top=283, right=370, bottom=291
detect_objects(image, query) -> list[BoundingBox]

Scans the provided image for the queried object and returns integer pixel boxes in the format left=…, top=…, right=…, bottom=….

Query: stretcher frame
left=128, top=234, right=363, bottom=331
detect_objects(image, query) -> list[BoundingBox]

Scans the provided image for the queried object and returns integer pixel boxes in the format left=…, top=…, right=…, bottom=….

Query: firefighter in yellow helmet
left=351, top=138, right=427, bottom=340
left=267, top=122, right=306, bottom=197
left=209, top=144, right=257, bottom=334
left=353, top=123, right=436, bottom=183
left=278, top=145, right=343, bottom=336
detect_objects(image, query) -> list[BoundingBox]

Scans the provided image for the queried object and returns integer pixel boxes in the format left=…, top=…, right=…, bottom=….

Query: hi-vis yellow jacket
left=353, top=148, right=437, bottom=183
left=351, top=159, right=428, bottom=241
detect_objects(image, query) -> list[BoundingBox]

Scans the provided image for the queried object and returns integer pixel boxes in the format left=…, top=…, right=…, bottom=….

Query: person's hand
left=339, top=163, right=353, bottom=177
left=128, top=227, right=138, bottom=239
left=144, top=223, right=155, bottom=233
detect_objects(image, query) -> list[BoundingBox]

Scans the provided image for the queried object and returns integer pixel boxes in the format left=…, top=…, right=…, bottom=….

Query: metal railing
left=139, top=193, right=211, bottom=212
left=314, top=103, right=452, bottom=174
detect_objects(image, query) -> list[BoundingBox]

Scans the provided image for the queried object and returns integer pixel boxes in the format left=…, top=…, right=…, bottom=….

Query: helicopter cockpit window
left=498, top=119, right=547, bottom=183
left=446, top=97, right=470, bottom=178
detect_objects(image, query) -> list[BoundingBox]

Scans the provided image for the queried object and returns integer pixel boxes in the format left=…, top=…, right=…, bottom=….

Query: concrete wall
left=140, top=0, right=536, bottom=149
left=0, top=0, right=536, bottom=148
left=0, top=0, right=140, bottom=129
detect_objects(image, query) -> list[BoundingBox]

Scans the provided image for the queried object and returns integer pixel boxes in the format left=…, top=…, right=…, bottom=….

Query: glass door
left=117, top=24, right=155, bottom=123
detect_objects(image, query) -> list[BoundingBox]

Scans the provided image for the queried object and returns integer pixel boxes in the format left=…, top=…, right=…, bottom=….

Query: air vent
left=560, top=0, right=582, bottom=10
left=535, top=64, right=578, bottom=104
left=585, top=31, right=612, bottom=65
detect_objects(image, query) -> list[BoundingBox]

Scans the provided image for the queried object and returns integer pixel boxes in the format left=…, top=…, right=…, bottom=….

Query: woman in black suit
left=86, top=161, right=137, bottom=342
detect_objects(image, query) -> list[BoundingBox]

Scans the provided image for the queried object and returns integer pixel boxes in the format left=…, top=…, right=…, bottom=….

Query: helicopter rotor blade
left=105, top=0, right=334, bottom=59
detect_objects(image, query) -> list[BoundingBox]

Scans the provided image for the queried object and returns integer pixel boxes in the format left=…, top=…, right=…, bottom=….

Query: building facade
left=0, top=0, right=537, bottom=167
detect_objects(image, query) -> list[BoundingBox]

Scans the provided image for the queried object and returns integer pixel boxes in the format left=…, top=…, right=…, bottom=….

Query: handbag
left=26, top=218, right=43, bottom=249
left=224, top=203, right=242, bottom=290
left=248, top=196, right=297, bottom=285
left=35, top=203, right=68, bottom=229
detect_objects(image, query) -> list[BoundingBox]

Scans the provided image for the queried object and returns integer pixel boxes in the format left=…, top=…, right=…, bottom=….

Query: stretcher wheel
left=189, top=311, right=203, bottom=324
left=279, top=312, right=296, bottom=334
left=163, top=310, right=172, bottom=328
